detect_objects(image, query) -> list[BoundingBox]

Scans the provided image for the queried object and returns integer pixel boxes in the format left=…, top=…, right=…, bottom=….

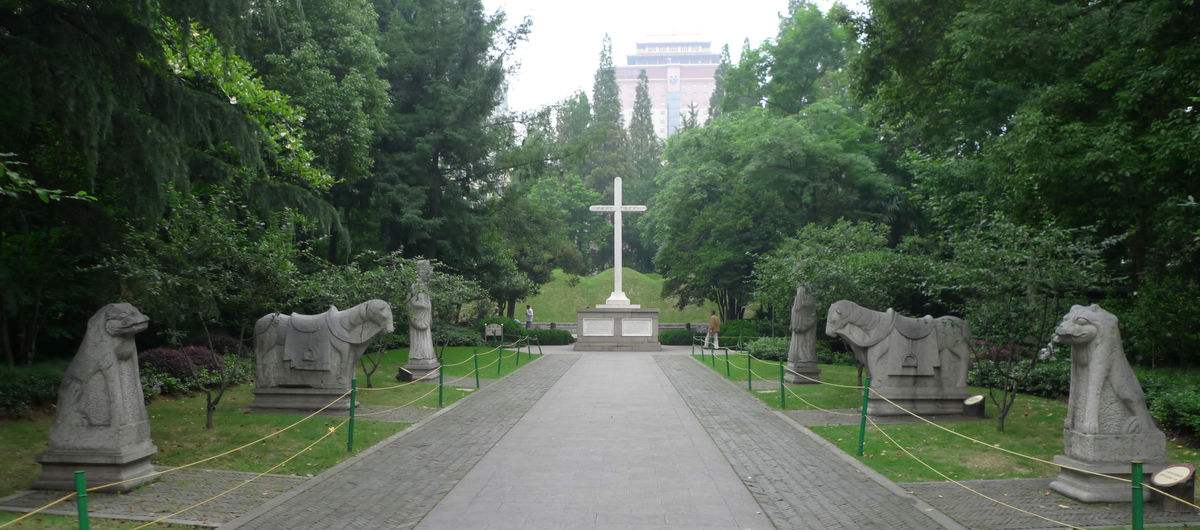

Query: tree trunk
left=505, top=297, right=517, bottom=319
left=0, top=293, right=13, bottom=368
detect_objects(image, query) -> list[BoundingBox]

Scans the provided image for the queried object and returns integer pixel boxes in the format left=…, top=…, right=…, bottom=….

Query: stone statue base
left=784, top=362, right=821, bottom=384
left=867, top=384, right=968, bottom=416
left=251, top=387, right=352, bottom=412
left=398, top=358, right=440, bottom=382
left=34, top=442, right=157, bottom=492
left=573, top=308, right=660, bottom=351
left=1050, top=429, right=1166, bottom=502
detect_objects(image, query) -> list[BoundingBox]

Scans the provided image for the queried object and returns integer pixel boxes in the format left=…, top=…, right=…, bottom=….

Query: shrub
left=718, top=320, right=758, bottom=346
left=139, top=345, right=222, bottom=380
left=817, top=340, right=855, bottom=365
left=479, top=316, right=524, bottom=339
left=0, top=363, right=63, bottom=417
left=660, top=329, right=699, bottom=345
left=527, top=328, right=574, bottom=345
left=746, top=337, right=788, bottom=361
left=435, top=324, right=483, bottom=347
left=968, top=359, right=1070, bottom=400
left=206, top=333, right=246, bottom=357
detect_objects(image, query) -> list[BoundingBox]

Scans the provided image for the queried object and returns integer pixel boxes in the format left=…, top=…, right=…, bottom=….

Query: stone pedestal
left=784, top=362, right=820, bottom=384
left=251, top=387, right=352, bottom=412
left=573, top=308, right=660, bottom=351
left=1050, top=429, right=1167, bottom=502
left=867, top=384, right=968, bottom=416
left=397, top=357, right=440, bottom=382
left=35, top=442, right=157, bottom=492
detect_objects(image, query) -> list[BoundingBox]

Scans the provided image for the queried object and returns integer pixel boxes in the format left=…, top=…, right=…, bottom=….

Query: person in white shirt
left=525, top=305, right=534, bottom=329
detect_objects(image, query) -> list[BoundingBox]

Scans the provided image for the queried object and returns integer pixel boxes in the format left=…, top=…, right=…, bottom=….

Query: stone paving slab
left=0, top=468, right=306, bottom=527
left=656, top=355, right=958, bottom=529
left=417, top=352, right=772, bottom=529
left=902, top=477, right=1200, bottom=529
left=222, top=355, right=579, bottom=530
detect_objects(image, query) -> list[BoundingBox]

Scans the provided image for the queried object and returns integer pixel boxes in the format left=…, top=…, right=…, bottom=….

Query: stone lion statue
left=36, top=303, right=158, bottom=491
left=1054, top=304, right=1158, bottom=435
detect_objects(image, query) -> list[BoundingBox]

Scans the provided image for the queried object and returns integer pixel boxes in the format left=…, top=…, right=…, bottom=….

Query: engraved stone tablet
left=1153, top=465, right=1194, bottom=487
left=582, top=318, right=615, bottom=336
left=622, top=319, right=654, bottom=337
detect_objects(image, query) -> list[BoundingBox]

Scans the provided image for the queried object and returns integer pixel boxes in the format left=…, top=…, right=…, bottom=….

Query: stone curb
left=691, top=355, right=966, bottom=530
left=219, top=355, right=558, bottom=529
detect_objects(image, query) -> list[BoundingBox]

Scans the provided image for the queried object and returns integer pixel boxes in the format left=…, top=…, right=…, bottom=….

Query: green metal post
left=691, top=340, right=695, bottom=357
left=74, top=470, right=89, bottom=530
left=473, top=348, right=480, bottom=389
left=437, top=367, right=444, bottom=408
left=346, top=378, right=357, bottom=452
left=779, top=360, right=785, bottom=409
left=858, top=376, right=871, bottom=456
left=497, top=348, right=503, bottom=376
left=724, top=349, right=730, bottom=378
left=746, top=352, right=752, bottom=391
left=1132, top=461, right=1144, bottom=530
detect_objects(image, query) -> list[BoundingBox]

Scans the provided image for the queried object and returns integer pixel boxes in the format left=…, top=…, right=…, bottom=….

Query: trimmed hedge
left=0, top=363, right=63, bottom=417
left=718, top=320, right=759, bottom=345
left=660, top=329, right=699, bottom=345
left=526, top=328, right=574, bottom=345
left=139, top=345, right=223, bottom=380
left=435, top=324, right=484, bottom=347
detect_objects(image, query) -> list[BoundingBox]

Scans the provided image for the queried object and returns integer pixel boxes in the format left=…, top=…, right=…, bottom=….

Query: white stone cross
left=590, top=176, right=646, bottom=308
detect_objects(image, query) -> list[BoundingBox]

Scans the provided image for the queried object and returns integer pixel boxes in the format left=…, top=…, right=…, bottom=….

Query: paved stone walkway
left=223, top=355, right=579, bottom=529
left=0, top=468, right=305, bottom=527
left=903, top=477, right=1200, bottom=529
left=656, top=355, right=956, bottom=529
left=417, top=352, right=771, bottom=529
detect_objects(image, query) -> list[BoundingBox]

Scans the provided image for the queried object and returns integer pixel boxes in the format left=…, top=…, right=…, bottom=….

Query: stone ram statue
left=1049, top=304, right=1165, bottom=502
left=252, top=299, right=393, bottom=411
left=825, top=300, right=971, bottom=415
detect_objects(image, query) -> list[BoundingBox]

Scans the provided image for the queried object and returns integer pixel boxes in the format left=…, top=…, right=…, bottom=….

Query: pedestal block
left=1050, top=429, right=1167, bottom=502
left=573, top=308, right=660, bottom=351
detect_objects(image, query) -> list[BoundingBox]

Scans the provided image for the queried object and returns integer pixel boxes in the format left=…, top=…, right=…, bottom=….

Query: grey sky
left=483, top=0, right=865, bottom=113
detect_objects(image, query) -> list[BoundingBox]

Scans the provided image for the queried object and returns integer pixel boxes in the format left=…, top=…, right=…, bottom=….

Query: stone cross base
left=397, top=359, right=440, bottom=382
left=251, top=386, right=352, bottom=412
left=35, top=443, right=158, bottom=492
left=1051, top=455, right=1163, bottom=502
left=573, top=308, right=661, bottom=351
left=785, top=362, right=821, bottom=384
left=1050, top=428, right=1167, bottom=502
left=866, top=386, right=968, bottom=416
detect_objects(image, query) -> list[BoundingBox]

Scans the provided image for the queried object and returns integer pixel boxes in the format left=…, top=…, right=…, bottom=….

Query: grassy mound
left=519, top=268, right=715, bottom=324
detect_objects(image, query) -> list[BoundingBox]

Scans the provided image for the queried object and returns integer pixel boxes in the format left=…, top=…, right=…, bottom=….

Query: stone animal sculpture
left=825, top=300, right=971, bottom=415
left=254, top=300, right=394, bottom=392
left=785, top=285, right=820, bottom=383
left=1049, top=304, right=1165, bottom=502
left=35, top=303, right=158, bottom=491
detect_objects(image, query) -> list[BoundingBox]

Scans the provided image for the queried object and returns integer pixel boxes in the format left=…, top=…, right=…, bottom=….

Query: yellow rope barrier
left=866, top=416, right=1083, bottom=530
left=782, top=385, right=860, bottom=417
left=0, top=388, right=352, bottom=528
left=131, top=420, right=347, bottom=529
left=1144, top=483, right=1200, bottom=512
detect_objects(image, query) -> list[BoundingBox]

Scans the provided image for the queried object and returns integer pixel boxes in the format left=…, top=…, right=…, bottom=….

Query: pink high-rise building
left=616, top=39, right=719, bottom=138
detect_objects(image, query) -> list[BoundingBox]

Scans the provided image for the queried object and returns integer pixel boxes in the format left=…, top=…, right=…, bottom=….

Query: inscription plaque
left=622, top=319, right=654, bottom=337
left=582, top=318, right=615, bottom=336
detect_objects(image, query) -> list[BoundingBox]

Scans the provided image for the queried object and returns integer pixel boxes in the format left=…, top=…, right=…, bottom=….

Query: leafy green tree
left=554, top=91, right=593, bottom=179
left=708, top=45, right=731, bottom=120
left=650, top=107, right=895, bottom=320
left=625, top=70, right=661, bottom=271
left=584, top=35, right=632, bottom=194
left=526, top=175, right=607, bottom=273
left=719, top=39, right=769, bottom=114
left=766, top=1, right=855, bottom=113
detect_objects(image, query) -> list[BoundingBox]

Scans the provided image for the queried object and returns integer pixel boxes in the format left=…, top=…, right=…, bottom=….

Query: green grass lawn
left=356, top=345, right=536, bottom=387
left=0, top=512, right=197, bottom=529
left=519, top=268, right=715, bottom=323
left=0, top=346, right=542, bottom=501
left=693, top=354, right=1200, bottom=488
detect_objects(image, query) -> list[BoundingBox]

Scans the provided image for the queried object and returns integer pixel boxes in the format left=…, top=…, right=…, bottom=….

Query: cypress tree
left=584, top=35, right=632, bottom=194
left=709, top=44, right=731, bottom=119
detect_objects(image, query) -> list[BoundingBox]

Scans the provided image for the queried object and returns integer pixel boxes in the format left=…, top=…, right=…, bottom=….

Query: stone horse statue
left=824, top=300, right=971, bottom=415
left=252, top=299, right=393, bottom=411
left=1049, top=304, right=1165, bottom=502
left=35, top=303, right=158, bottom=491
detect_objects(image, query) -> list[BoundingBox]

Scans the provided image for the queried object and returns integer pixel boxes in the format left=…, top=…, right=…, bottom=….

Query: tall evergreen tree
left=583, top=35, right=632, bottom=194
left=625, top=69, right=661, bottom=271
left=708, top=44, right=731, bottom=119
left=555, top=91, right=592, bottom=179
left=721, top=39, right=769, bottom=114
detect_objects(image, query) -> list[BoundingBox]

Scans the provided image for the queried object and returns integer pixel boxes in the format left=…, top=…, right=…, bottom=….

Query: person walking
left=705, top=310, right=720, bottom=349
left=525, top=304, right=535, bottom=329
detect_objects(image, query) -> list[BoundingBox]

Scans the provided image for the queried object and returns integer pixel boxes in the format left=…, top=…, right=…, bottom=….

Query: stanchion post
left=437, top=366, right=444, bottom=408
left=746, top=352, right=752, bottom=391
left=497, top=347, right=503, bottom=376
left=347, top=378, right=357, bottom=453
left=858, top=376, right=871, bottom=456
left=724, top=348, right=730, bottom=378
left=1132, top=460, right=1144, bottom=530
left=473, top=348, right=480, bottom=389
left=778, top=360, right=785, bottom=409
left=74, top=470, right=89, bottom=530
